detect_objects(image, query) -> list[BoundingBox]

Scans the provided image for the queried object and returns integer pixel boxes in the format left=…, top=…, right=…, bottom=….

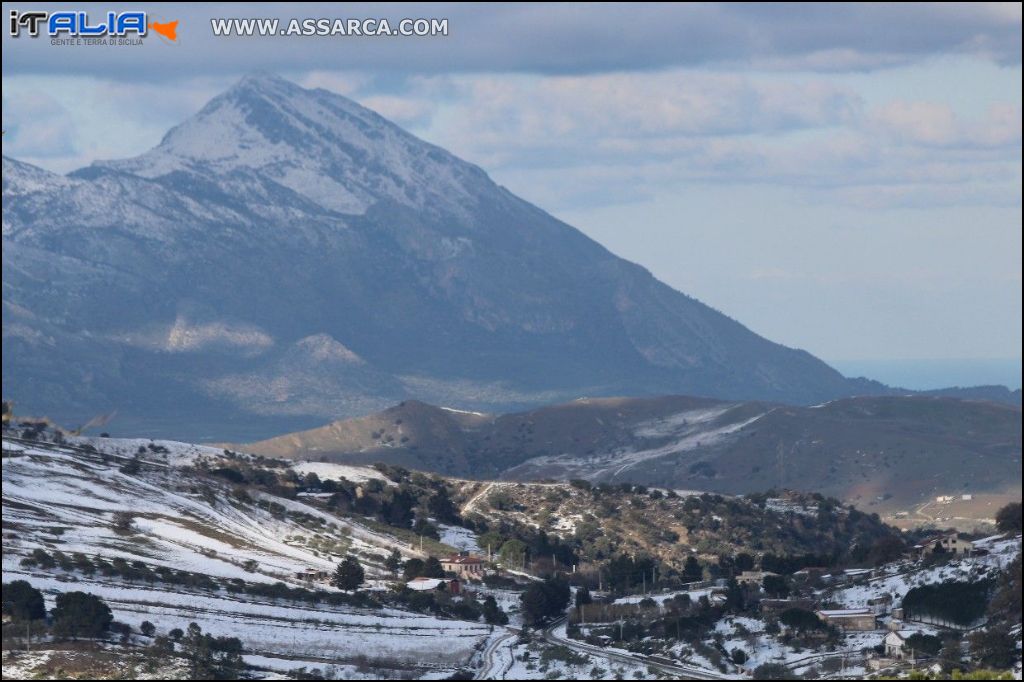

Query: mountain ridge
left=2, top=73, right=1016, bottom=440
left=234, top=393, right=1023, bottom=514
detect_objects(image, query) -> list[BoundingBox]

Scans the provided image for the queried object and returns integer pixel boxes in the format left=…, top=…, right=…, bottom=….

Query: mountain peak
left=92, top=74, right=487, bottom=217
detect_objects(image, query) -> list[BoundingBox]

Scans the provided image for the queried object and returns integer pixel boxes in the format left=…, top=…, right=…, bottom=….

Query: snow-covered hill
left=1, top=435, right=491, bottom=677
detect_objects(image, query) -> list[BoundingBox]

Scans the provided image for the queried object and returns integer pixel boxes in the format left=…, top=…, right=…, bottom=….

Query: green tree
left=762, top=574, right=790, bottom=598
left=499, top=539, right=528, bottom=570
left=969, top=624, right=1017, bottom=670
left=482, top=595, right=509, bottom=625
left=181, top=622, right=244, bottom=680
left=995, top=502, right=1021, bottom=533
left=427, top=487, right=459, bottom=524
left=2, top=580, right=45, bottom=621
left=384, top=549, right=402, bottom=573
left=51, top=591, right=113, bottom=640
left=333, top=556, right=365, bottom=591
left=521, top=575, right=570, bottom=627
left=752, top=662, right=797, bottom=679
left=423, top=556, right=445, bottom=578
left=403, top=558, right=425, bottom=580
left=735, top=553, right=755, bottom=572
left=778, top=607, right=822, bottom=632
left=682, top=556, right=703, bottom=583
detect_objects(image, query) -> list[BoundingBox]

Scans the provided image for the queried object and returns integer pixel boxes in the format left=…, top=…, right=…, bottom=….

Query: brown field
left=883, top=491, right=1022, bottom=532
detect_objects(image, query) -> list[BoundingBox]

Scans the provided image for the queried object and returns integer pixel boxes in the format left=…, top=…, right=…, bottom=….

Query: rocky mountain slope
left=4, top=73, right=899, bottom=441
left=238, top=394, right=1022, bottom=513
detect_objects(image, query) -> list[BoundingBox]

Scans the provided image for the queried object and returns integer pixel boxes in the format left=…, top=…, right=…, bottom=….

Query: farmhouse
left=884, top=630, right=921, bottom=661
left=761, top=598, right=817, bottom=617
left=867, top=594, right=893, bottom=615
left=295, top=568, right=330, bottom=583
left=737, top=570, right=779, bottom=586
left=914, top=533, right=974, bottom=558
left=816, top=608, right=878, bottom=631
left=441, top=553, right=486, bottom=581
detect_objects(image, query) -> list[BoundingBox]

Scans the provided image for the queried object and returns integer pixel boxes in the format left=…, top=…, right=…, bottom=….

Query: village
left=281, top=511, right=1021, bottom=680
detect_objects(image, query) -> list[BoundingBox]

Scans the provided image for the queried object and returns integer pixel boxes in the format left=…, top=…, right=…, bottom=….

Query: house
left=406, top=577, right=460, bottom=594
left=867, top=594, right=893, bottom=615
left=440, top=553, right=486, bottom=581
left=915, top=533, right=974, bottom=558
left=842, top=568, right=874, bottom=583
left=737, top=570, right=779, bottom=586
left=760, top=598, right=817, bottom=617
left=295, top=568, right=330, bottom=583
left=792, top=567, right=830, bottom=583
left=816, top=608, right=878, bottom=631
left=884, top=630, right=920, bottom=661
left=708, top=593, right=728, bottom=607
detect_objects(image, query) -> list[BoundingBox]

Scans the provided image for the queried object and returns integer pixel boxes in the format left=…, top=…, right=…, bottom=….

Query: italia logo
left=8, top=10, right=178, bottom=42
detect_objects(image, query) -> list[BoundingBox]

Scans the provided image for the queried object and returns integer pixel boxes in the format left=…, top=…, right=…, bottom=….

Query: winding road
left=541, top=617, right=731, bottom=680
left=474, top=627, right=516, bottom=680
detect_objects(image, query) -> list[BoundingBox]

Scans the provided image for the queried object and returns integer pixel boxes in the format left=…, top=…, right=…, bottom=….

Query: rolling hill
left=237, top=394, right=1022, bottom=514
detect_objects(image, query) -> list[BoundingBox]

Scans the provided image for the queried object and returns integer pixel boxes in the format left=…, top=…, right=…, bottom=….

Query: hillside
left=239, top=394, right=1022, bottom=515
left=3, top=424, right=907, bottom=679
left=1, top=436, right=496, bottom=677
left=7, top=420, right=1021, bottom=679
left=4, top=73, right=904, bottom=442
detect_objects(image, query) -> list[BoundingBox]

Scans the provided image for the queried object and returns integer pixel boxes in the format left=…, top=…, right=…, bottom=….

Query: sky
left=2, top=3, right=1021, bottom=387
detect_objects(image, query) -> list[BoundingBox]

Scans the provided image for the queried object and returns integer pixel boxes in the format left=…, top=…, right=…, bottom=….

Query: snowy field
left=2, top=436, right=492, bottom=676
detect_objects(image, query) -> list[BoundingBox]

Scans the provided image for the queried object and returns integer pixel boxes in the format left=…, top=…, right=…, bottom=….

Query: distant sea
left=832, top=358, right=1022, bottom=391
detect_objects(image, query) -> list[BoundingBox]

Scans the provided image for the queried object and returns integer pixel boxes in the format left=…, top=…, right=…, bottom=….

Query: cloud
left=2, top=3, right=1019, bottom=80
left=1, top=91, right=76, bottom=159
left=364, top=69, right=1020, bottom=211
left=872, top=100, right=1022, bottom=148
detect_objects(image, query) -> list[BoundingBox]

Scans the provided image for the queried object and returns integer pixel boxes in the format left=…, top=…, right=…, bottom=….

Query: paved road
left=541, top=617, right=731, bottom=680
left=474, top=627, right=516, bottom=680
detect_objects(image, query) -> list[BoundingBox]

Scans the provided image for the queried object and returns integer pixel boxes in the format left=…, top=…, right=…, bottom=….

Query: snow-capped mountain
left=4, top=73, right=880, bottom=439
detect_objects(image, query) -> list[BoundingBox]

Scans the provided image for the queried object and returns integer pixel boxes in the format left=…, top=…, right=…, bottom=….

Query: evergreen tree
left=332, top=556, right=365, bottom=591
left=521, top=575, right=570, bottom=626
left=427, top=487, right=459, bottom=524
left=482, top=595, right=509, bottom=625
left=384, top=549, right=402, bottom=573
left=423, top=556, right=445, bottom=578
left=403, top=558, right=425, bottom=580
left=995, top=502, right=1022, bottom=533
left=762, top=574, right=790, bottom=598
left=51, top=591, right=113, bottom=640
left=2, top=580, right=45, bottom=621
left=682, top=556, right=703, bottom=583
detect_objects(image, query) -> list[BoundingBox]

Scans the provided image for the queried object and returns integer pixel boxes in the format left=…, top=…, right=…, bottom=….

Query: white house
left=884, top=630, right=920, bottom=661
